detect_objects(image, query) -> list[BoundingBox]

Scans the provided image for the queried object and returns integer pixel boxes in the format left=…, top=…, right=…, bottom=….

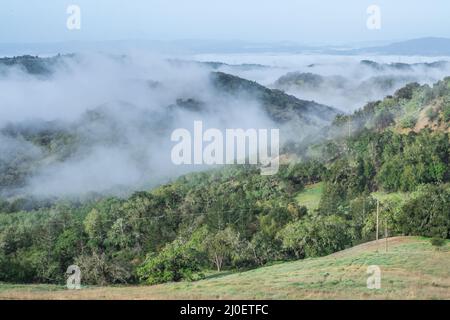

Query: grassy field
left=0, top=236, right=449, bottom=300
left=295, top=182, right=323, bottom=211
left=371, top=190, right=414, bottom=203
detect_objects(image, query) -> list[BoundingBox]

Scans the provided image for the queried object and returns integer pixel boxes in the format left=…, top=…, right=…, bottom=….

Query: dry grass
left=0, top=236, right=449, bottom=300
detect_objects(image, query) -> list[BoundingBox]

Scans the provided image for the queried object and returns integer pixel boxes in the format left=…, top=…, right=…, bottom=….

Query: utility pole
left=376, top=199, right=379, bottom=247
left=385, top=220, right=388, bottom=252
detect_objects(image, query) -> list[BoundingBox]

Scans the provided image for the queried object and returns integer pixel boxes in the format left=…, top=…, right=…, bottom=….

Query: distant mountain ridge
left=2, top=37, right=450, bottom=56
left=345, top=37, right=450, bottom=56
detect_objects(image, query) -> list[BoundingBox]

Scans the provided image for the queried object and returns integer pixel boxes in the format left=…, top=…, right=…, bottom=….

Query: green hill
left=0, top=236, right=448, bottom=300
left=0, top=71, right=448, bottom=293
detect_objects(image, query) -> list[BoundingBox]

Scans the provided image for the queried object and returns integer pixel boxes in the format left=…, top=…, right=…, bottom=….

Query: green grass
left=1, top=236, right=448, bottom=300
left=371, top=190, right=412, bottom=203
left=0, top=283, right=64, bottom=293
left=295, top=182, right=323, bottom=211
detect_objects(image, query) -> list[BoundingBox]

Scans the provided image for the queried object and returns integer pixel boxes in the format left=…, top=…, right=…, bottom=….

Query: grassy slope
left=0, top=236, right=449, bottom=300
left=295, top=182, right=323, bottom=211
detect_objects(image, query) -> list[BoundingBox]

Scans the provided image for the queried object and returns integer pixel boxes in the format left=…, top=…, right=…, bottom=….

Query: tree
left=137, top=228, right=206, bottom=285
left=278, top=215, right=352, bottom=259
left=205, top=227, right=240, bottom=272
left=373, top=109, right=395, bottom=131
left=398, top=185, right=449, bottom=239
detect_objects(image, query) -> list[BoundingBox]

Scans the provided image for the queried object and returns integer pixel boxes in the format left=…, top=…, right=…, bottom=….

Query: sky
left=1, top=0, right=450, bottom=45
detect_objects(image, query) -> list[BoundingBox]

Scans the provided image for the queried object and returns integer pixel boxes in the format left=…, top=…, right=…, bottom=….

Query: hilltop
left=211, top=71, right=340, bottom=124
left=331, top=76, right=450, bottom=134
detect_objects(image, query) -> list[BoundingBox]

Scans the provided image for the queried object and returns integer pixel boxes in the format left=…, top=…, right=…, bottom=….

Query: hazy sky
left=1, top=0, right=450, bottom=44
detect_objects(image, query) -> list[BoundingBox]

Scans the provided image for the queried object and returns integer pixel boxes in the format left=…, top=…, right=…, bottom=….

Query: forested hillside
left=0, top=55, right=342, bottom=197
left=0, top=75, right=448, bottom=286
left=271, top=59, right=450, bottom=111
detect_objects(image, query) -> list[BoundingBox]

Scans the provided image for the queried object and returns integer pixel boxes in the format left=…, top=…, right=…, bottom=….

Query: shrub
left=74, top=251, right=133, bottom=285
left=277, top=215, right=352, bottom=258
left=398, top=185, right=450, bottom=238
left=400, top=115, right=417, bottom=129
left=395, top=82, right=420, bottom=100
left=430, top=237, right=446, bottom=248
left=426, top=108, right=439, bottom=121
left=373, top=109, right=395, bottom=130
left=443, top=102, right=450, bottom=123
left=137, top=238, right=204, bottom=285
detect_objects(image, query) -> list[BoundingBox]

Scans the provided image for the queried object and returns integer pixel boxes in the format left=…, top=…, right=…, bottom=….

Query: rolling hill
left=0, top=55, right=341, bottom=197
left=0, top=236, right=448, bottom=299
left=210, top=71, right=340, bottom=125
left=0, top=59, right=448, bottom=297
